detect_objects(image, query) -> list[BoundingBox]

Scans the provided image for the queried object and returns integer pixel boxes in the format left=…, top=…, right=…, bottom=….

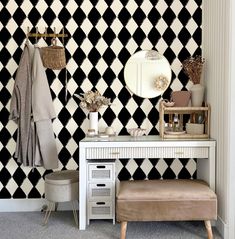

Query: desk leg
left=79, top=146, right=87, bottom=230
left=197, top=145, right=216, bottom=191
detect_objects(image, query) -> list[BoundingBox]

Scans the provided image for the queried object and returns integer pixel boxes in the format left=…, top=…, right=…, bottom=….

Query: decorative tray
left=164, top=130, right=186, bottom=135
left=99, top=132, right=116, bottom=137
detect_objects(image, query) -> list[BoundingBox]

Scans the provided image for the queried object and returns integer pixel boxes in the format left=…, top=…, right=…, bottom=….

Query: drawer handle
left=96, top=165, right=105, bottom=168
left=175, top=152, right=184, bottom=155
left=111, top=152, right=120, bottom=155
left=96, top=202, right=105, bottom=205
left=97, top=184, right=106, bottom=187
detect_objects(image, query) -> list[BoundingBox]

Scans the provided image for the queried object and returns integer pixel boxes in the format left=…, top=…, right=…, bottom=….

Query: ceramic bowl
left=162, top=100, right=175, bottom=107
left=127, top=128, right=146, bottom=137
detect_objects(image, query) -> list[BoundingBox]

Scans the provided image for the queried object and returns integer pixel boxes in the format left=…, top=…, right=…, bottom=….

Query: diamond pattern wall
left=0, top=0, right=202, bottom=198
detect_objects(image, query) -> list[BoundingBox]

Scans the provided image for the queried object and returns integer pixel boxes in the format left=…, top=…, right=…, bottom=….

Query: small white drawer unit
left=87, top=161, right=115, bottom=224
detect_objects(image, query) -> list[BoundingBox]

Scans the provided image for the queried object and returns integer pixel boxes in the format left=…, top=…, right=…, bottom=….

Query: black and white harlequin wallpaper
left=0, top=0, right=201, bottom=198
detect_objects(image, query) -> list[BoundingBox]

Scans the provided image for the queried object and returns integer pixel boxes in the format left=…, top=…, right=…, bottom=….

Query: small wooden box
left=159, top=101, right=210, bottom=139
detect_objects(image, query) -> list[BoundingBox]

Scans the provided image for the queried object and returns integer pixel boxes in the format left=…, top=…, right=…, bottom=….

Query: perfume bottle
left=173, top=114, right=180, bottom=132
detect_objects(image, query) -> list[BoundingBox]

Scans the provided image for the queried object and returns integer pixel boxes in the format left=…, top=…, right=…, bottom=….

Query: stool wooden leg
left=120, top=221, right=127, bottom=239
left=71, top=201, right=78, bottom=227
left=43, top=202, right=54, bottom=225
left=204, top=220, right=213, bottom=239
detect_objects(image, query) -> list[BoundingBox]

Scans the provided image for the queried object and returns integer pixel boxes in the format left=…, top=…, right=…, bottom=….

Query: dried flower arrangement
left=74, top=90, right=111, bottom=112
left=182, top=56, right=205, bottom=84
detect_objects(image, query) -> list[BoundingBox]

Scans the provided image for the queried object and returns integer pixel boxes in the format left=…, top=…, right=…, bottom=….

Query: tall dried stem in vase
left=182, top=56, right=205, bottom=107
left=182, top=56, right=205, bottom=85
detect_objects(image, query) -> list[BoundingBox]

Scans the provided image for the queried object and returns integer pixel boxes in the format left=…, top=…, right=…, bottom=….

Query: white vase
left=89, top=112, right=98, bottom=135
left=190, top=84, right=205, bottom=107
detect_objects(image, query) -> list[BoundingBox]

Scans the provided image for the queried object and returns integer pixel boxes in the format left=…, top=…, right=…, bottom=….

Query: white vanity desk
left=79, top=135, right=216, bottom=230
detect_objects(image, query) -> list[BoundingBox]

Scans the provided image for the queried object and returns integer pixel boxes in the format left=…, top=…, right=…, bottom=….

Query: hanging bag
left=41, top=38, right=66, bottom=70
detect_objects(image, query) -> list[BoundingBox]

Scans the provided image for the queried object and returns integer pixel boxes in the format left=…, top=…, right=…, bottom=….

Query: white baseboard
left=216, top=215, right=227, bottom=238
left=0, top=199, right=78, bottom=212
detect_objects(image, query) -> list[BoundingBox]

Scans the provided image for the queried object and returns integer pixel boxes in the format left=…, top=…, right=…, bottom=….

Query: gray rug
left=0, top=211, right=223, bottom=239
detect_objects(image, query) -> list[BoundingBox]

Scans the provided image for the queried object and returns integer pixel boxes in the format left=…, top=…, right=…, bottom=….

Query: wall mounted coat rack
left=26, top=27, right=68, bottom=41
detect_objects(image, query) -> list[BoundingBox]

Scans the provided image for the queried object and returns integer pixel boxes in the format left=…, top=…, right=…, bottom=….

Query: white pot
left=190, top=84, right=205, bottom=107
left=89, top=112, right=98, bottom=134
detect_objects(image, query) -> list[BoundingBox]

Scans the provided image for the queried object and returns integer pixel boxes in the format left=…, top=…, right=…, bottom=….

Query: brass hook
left=35, top=27, right=38, bottom=44
left=44, top=27, right=47, bottom=40
left=62, top=27, right=65, bottom=46
left=26, top=26, right=30, bottom=44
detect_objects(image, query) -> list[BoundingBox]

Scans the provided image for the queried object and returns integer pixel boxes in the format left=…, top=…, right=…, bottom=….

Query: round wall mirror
left=124, top=50, right=172, bottom=98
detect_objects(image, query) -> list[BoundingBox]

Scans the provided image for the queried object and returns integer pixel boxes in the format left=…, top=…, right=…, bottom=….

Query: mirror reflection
left=124, top=50, right=172, bottom=98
